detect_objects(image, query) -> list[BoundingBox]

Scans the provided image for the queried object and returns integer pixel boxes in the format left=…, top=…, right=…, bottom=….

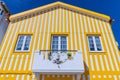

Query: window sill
left=89, top=51, right=106, bottom=54
left=13, top=51, right=31, bottom=54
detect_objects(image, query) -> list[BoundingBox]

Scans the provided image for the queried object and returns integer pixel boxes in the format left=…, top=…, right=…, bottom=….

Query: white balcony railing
left=32, top=50, right=84, bottom=74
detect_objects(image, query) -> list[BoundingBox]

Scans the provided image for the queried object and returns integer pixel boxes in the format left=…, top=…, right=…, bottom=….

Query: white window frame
left=51, top=35, right=68, bottom=50
left=15, top=35, right=31, bottom=52
left=87, top=35, right=103, bottom=52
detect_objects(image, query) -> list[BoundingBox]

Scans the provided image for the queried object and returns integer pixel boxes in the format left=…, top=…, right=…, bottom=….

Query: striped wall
left=0, top=6, right=120, bottom=80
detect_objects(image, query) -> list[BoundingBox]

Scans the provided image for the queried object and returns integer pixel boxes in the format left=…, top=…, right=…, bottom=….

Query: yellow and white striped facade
left=0, top=1, right=120, bottom=80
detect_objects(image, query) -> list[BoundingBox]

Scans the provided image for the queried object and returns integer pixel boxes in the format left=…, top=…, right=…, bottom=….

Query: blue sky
left=4, top=0, right=120, bottom=48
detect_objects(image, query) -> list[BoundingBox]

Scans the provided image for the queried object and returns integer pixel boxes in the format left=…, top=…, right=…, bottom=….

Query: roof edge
left=10, top=1, right=110, bottom=21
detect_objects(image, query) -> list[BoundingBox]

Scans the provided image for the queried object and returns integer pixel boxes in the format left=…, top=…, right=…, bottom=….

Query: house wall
left=0, top=7, right=120, bottom=80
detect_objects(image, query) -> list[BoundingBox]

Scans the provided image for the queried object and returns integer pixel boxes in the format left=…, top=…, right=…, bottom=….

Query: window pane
left=16, top=36, right=24, bottom=50
left=61, top=36, right=66, bottom=41
left=53, top=36, right=58, bottom=41
left=61, top=36, right=67, bottom=50
left=52, top=45, right=58, bottom=50
left=61, top=45, right=67, bottom=50
left=24, top=36, right=31, bottom=50
left=52, top=36, right=58, bottom=50
left=52, top=41, right=58, bottom=44
left=95, top=36, right=102, bottom=51
left=88, top=36, right=95, bottom=51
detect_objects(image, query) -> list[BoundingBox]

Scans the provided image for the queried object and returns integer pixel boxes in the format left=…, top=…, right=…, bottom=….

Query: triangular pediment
left=10, top=1, right=110, bottom=21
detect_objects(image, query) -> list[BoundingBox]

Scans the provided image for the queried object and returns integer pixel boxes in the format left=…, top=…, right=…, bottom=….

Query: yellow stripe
left=40, top=12, right=45, bottom=50
left=43, top=11, right=48, bottom=50
left=21, top=55, right=26, bottom=70
left=86, top=16, right=90, bottom=32
left=75, top=13, right=79, bottom=50
left=26, top=55, right=30, bottom=71
left=26, top=17, right=30, bottom=32
left=48, top=9, right=52, bottom=50
left=59, top=7, right=62, bottom=32
left=54, top=8, right=57, bottom=32
left=102, top=55, right=107, bottom=70
left=63, top=8, right=66, bottom=32
left=100, top=21, right=115, bottom=70
left=105, top=22, right=119, bottom=70
left=92, top=18, right=97, bottom=32
left=21, top=19, right=26, bottom=32
left=29, top=15, right=34, bottom=32
left=16, top=55, right=21, bottom=70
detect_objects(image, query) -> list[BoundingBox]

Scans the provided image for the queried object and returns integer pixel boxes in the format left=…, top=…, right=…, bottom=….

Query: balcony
left=32, top=50, right=84, bottom=74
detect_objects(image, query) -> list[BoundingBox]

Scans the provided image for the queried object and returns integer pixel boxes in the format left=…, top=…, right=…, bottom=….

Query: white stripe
left=0, top=22, right=12, bottom=56
left=66, top=9, right=68, bottom=32
left=22, top=75, right=25, bottom=80
left=8, top=55, right=14, bottom=70
left=29, top=54, right=33, bottom=70
left=99, top=20, right=114, bottom=70
left=37, top=13, right=43, bottom=49
left=90, top=55, right=94, bottom=70
left=18, top=55, right=24, bottom=70
left=13, top=55, right=19, bottom=70
left=80, top=14, right=88, bottom=70
left=107, top=23, right=119, bottom=60
left=76, top=13, right=82, bottom=50
left=72, top=12, right=77, bottom=50
left=41, top=11, right=47, bottom=50
left=40, top=12, right=44, bottom=33
left=29, top=13, right=44, bottom=70
left=52, top=8, right=54, bottom=32
left=34, top=13, right=40, bottom=50
left=94, top=55, right=100, bottom=71
left=46, top=10, right=50, bottom=50
left=62, top=8, right=64, bottom=32
left=80, top=14, right=84, bottom=33
left=104, top=55, right=110, bottom=71
left=95, top=19, right=100, bottom=32
left=119, top=75, right=120, bottom=79
left=91, top=18, right=96, bottom=32
left=24, top=55, right=29, bottom=70
left=32, top=75, right=35, bottom=80
left=28, top=17, right=33, bottom=32
left=0, top=23, right=14, bottom=68
left=87, top=16, right=92, bottom=32
left=56, top=7, right=58, bottom=32
left=27, top=75, right=30, bottom=80
left=32, top=15, right=37, bottom=32
left=20, top=18, right=25, bottom=32
left=83, top=15, right=88, bottom=32
left=70, top=10, right=73, bottom=50
left=100, top=55, right=105, bottom=71
left=103, top=22, right=119, bottom=70
left=114, top=75, right=117, bottom=80
left=24, top=17, right=28, bottom=32
left=2, top=19, right=21, bottom=70
left=3, top=21, right=18, bottom=70
left=106, top=23, right=120, bottom=70
left=16, top=75, right=19, bottom=80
